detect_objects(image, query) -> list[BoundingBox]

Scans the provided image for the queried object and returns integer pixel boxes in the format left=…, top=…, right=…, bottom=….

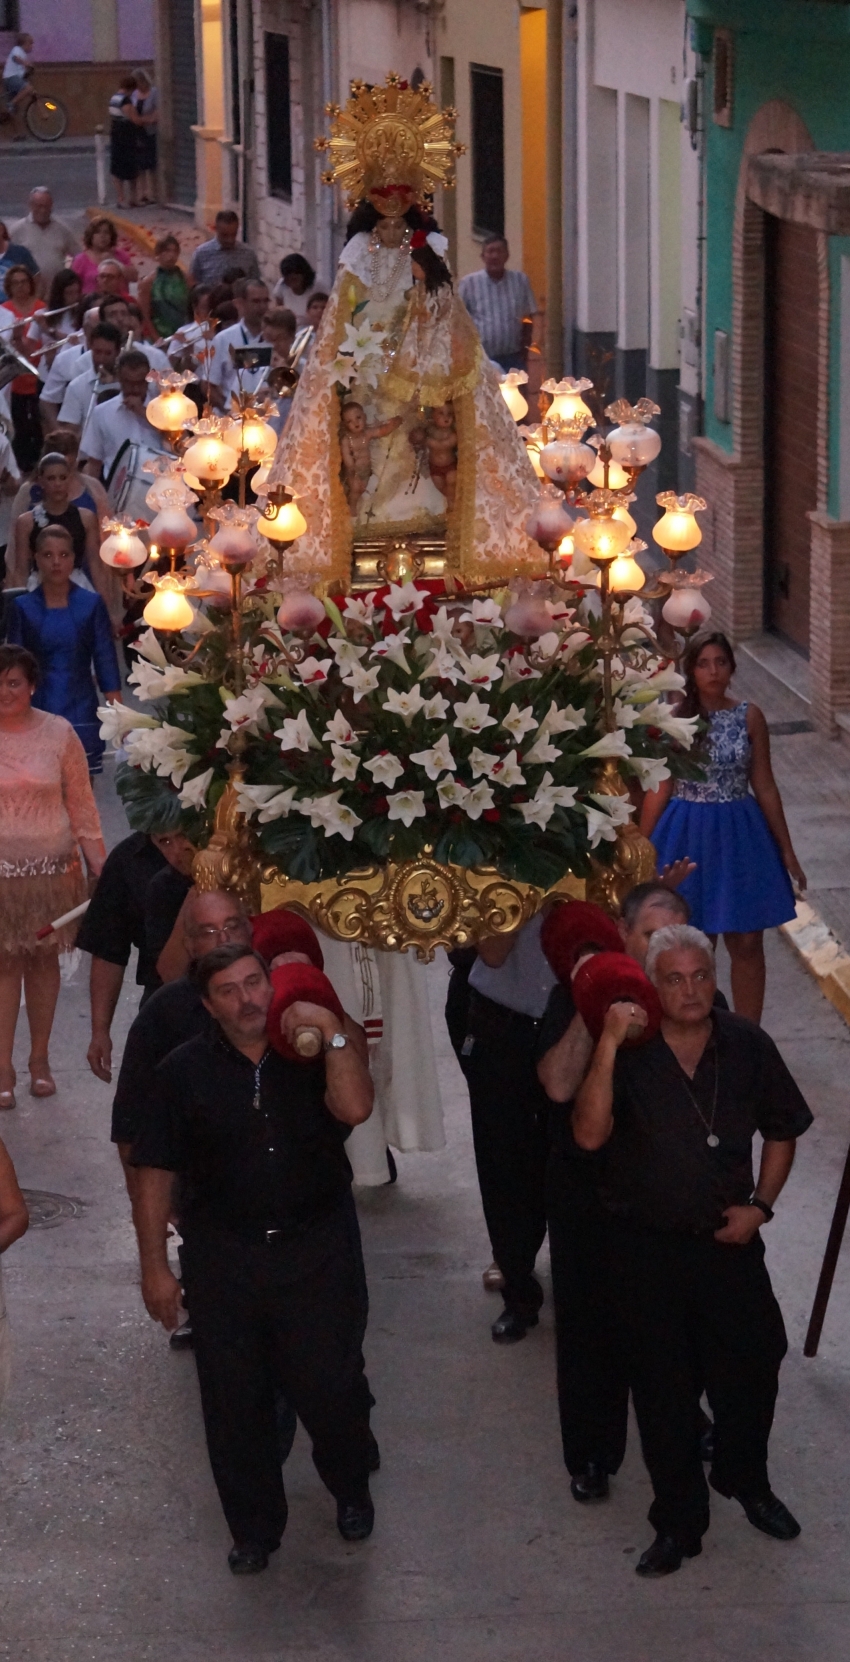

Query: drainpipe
left=546, top=0, right=564, bottom=378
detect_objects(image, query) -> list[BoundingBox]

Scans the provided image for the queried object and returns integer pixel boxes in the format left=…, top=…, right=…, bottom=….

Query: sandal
left=0, top=1091, right=15, bottom=1110
left=29, top=1065, right=56, bottom=1098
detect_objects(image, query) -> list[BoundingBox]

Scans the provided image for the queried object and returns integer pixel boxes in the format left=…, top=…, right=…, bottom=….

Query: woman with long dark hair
left=639, top=629, right=805, bottom=1022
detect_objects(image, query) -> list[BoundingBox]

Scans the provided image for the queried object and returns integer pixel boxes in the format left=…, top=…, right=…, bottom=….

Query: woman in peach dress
left=0, top=644, right=106, bottom=1105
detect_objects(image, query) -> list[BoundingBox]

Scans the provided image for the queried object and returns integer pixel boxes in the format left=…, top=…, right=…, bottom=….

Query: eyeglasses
left=191, top=920, right=247, bottom=942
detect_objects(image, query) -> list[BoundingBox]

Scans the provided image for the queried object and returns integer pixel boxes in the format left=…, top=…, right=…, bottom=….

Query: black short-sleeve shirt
left=600, top=1010, right=813, bottom=1234
left=76, top=832, right=167, bottom=988
left=143, top=865, right=194, bottom=985
left=131, top=1028, right=352, bottom=1237
left=111, top=975, right=208, bottom=1145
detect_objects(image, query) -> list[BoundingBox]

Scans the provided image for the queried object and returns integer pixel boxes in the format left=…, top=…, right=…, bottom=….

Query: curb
left=781, top=901, right=850, bottom=1027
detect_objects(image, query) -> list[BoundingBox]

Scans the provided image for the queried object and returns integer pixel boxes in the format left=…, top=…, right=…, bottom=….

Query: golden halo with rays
left=315, top=71, right=465, bottom=211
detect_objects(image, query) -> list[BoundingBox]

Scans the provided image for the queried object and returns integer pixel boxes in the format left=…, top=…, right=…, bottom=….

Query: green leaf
left=323, top=596, right=347, bottom=637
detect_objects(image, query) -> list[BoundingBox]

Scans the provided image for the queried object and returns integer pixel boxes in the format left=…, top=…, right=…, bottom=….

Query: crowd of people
left=0, top=159, right=816, bottom=1588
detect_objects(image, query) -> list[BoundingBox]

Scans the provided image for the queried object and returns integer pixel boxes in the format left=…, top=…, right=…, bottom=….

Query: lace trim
left=0, top=855, right=78, bottom=879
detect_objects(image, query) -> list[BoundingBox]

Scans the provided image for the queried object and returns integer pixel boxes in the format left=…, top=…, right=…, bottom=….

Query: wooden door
left=763, top=216, right=819, bottom=651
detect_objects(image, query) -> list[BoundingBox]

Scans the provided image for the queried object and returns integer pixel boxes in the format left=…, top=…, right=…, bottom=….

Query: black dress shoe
left=570, top=1461, right=610, bottom=1503
left=228, top=1542, right=270, bottom=1575
left=732, top=1490, right=801, bottom=1540
left=491, top=1308, right=539, bottom=1344
left=385, top=1148, right=398, bottom=1184
left=635, top=1532, right=702, bottom=1577
left=367, top=1430, right=381, bottom=1472
left=337, top=1494, right=375, bottom=1541
left=169, top=1322, right=194, bottom=1351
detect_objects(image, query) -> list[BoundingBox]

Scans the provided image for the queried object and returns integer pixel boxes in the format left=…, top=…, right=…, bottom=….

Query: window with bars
left=470, top=63, right=505, bottom=239
left=265, top=32, right=292, bottom=199
left=0, top=1, right=20, bottom=27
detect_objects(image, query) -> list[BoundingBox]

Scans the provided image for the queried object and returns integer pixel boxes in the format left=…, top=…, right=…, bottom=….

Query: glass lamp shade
left=661, top=587, right=712, bottom=630
left=223, top=417, right=278, bottom=462
left=608, top=553, right=646, bottom=592
left=586, top=454, right=630, bottom=491
left=259, top=497, right=308, bottom=542
left=652, top=495, right=705, bottom=554
left=208, top=525, right=257, bottom=565
left=556, top=531, right=574, bottom=565
left=251, top=460, right=272, bottom=493
left=500, top=380, right=529, bottom=421
left=572, top=514, right=632, bottom=562
left=525, top=497, right=574, bottom=547
left=146, top=390, right=197, bottom=432
left=526, top=443, right=544, bottom=479
left=182, top=435, right=239, bottom=483
left=277, top=589, right=327, bottom=632
left=546, top=387, right=593, bottom=428
left=607, top=421, right=662, bottom=468
left=146, top=506, right=197, bottom=550
left=142, top=580, right=195, bottom=631
left=193, top=565, right=233, bottom=607
left=99, top=526, right=147, bottom=568
left=611, top=502, right=637, bottom=539
left=539, top=438, right=595, bottom=487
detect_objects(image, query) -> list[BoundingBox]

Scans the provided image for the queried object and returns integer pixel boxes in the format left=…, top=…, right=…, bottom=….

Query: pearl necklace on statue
left=367, top=227, right=412, bottom=300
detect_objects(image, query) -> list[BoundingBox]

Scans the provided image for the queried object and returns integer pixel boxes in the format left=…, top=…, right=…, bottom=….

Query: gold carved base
left=261, top=855, right=585, bottom=962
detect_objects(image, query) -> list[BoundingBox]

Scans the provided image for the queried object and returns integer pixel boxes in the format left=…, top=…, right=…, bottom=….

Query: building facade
left=1, top=1, right=153, bottom=136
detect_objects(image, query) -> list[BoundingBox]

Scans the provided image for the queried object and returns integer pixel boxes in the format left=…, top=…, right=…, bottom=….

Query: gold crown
left=315, top=71, right=465, bottom=209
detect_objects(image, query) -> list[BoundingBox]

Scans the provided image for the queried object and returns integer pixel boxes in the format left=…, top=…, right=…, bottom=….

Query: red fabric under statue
left=251, top=907, right=325, bottom=970
left=540, top=899, right=623, bottom=982
left=267, top=961, right=345, bottom=1062
left=571, top=951, right=663, bottom=1047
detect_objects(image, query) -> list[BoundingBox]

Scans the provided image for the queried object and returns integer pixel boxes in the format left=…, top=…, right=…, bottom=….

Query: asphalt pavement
left=0, top=137, right=97, bottom=222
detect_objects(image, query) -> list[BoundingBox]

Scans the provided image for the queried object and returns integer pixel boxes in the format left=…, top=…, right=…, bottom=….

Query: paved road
left=0, top=762, right=849, bottom=1660
left=0, top=139, right=98, bottom=221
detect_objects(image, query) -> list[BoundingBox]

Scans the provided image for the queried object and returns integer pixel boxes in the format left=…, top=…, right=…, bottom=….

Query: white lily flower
left=409, top=734, right=456, bottom=780
left=501, top=703, right=538, bottom=742
left=613, top=701, right=639, bottom=729
left=329, top=636, right=368, bottom=669
left=340, top=319, right=389, bottom=360
left=436, top=775, right=469, bottom=808
left=429, top=605, right=457, bottom=642
left=386, top=789, right=426, bottom=827
left=461, top=652, right=503, bottom=691
left=275, top=709, right=319, bottom=752
left=582, top=805, right=621, bottom=847
left=233, top=782, right=284, bottom=817
left=518, top=795, right=555, bottom=831
left=523, top=734, right=562, bottom=766
left=341, top=662, right=381, bottom=702
left=501, top=653, right=541, bottom=687
left=588, top=791, right=634, bottom=825
left=133, top=627, right=168, bottom=667
left=561, top=629, right=593, bottom=659
left=423, top=692, right=450, bottom=720
left=383, top=685, right=425, bottom=722
left=538, top=700, right=586, bottom=735
left=631, top=700, right=699, bottom=748
left=304, top=790, right=363, bottom=841
left=453, top=692, right=497, bottom=734
left=385, top=581, right=426, bottom=620
left=323, top=709, right=358, bottom=746
left=460, top=597, right=503, bottom=628
left=371, top=628, right=411, bottom=673
left=621, top=666, right=686, bottom=699
left=489, top=750, right=525, bottom=789
left=343, top=593, right=376, bottom=626
left=536, top=770, right=578, bottom=808
left=468, top=747, right=501, bottom=779
left=330, top=743, right=359, bottom=782
left=178, top=768, right=215, bottom=810
left=464, top=780, right=496, bottom=821
left=97, top=704, right=158, bottom=743
left=364, top=752, right=405, bottom=788
left=421, top=645, right=465, bottom=684
left=221, top=688, right=269, bottom=734
left=580, top=730, right=633, bottom=760
left=127, top=660, right=170, bottom=702
left=295, top=656, right=333, bottom=686
left=256, top=788, right=299, bottom=823
left=535, top=631, right=562, bottom=659
left=625, top=755, right=672, bottom=792
left=123, top=722, right=196, bottom=787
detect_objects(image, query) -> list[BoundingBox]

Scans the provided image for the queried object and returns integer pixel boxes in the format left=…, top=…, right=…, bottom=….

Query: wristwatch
left=323, top=1032, right=348, bottom=1053
left=748, top=1194, right=774, bottom=1223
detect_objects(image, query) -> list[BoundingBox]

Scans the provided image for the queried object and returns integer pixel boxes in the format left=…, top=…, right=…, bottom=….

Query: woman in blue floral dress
left=640, top=631, right=805, bottom=1023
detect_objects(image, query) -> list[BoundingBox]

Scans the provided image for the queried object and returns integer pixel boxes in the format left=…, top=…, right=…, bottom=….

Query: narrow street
left=0, top=768, right=849, bottom=1661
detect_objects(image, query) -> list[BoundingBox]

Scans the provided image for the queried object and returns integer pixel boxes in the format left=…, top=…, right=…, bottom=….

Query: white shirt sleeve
left=79, top=403, right=106, bottom=464
left=58, top=374, right=94, bottom=429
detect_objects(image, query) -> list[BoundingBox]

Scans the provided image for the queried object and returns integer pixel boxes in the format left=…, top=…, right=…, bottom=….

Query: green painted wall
left=690, top=1, right=850, bottom=480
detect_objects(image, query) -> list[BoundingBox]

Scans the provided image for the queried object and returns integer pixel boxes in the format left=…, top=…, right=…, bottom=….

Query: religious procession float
left=97, top=74, right=713, bottom=960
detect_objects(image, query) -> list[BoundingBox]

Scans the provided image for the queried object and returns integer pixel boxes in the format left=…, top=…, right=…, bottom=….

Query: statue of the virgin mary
left=267, top=73, right=541, bottom=587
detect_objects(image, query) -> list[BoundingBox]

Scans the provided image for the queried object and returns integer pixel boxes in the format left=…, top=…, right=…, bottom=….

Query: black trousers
left=609, top=1224, right=788, bottom=1541
left=546, top=1146, right=629, bottom=1476
left=456, top=991, right=549, bottom=1315
left=180, top=1205, right=373, bottom=1550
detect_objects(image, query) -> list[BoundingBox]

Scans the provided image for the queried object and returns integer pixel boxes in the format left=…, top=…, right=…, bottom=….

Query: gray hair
left=645, top=923, right=715, bottom=985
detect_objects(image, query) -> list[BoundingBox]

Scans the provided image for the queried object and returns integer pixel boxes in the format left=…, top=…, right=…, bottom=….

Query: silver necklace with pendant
left=679, top=1045, right=720, bottom=1147
left=368, top=229, right=411, bottom=301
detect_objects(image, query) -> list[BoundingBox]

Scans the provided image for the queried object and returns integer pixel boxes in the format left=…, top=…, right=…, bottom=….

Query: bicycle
left=0, top=76, right=68, bottom=142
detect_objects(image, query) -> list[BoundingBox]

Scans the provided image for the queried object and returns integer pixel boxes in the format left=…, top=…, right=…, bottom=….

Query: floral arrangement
left=101, top=580, right=702, bottom=890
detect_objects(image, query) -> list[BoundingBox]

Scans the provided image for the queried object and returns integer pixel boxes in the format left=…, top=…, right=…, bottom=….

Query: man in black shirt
left=131, top=943, right=376, bottom=1573
left=574, top=923, right=812, bottom=1577
left=79, top=828, right=197, bottom=1082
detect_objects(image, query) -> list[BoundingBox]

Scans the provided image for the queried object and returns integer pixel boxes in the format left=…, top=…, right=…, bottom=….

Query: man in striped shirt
left=458, top=236, right=537, bottom=372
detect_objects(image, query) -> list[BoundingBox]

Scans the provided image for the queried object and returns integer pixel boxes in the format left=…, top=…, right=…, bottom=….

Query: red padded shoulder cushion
left=571, top=951, right=662, bottom=1046
left=266, top=963, right=345, bottom=1061
left=540, top=900, right=623, bottom=983
left=251, top=908, right=325, bottom=971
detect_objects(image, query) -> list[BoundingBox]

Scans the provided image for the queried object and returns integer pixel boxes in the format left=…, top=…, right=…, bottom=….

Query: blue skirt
left=651, top=795, right=796, bottom=934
